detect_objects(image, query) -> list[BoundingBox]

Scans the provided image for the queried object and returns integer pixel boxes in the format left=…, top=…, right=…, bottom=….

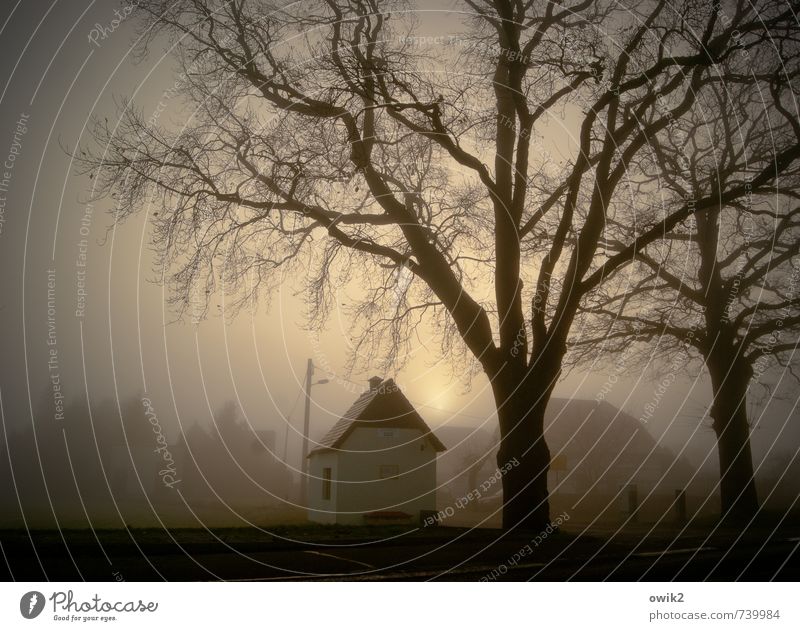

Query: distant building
left=543, top=399, right=693, bottom=497
left=435, top=399, right=700, bottom=526
left=307, top=377, right=446, bottom=525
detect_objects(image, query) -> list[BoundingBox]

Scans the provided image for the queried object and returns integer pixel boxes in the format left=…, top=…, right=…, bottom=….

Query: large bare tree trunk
left=696, top=209, right=759, bottom=521
left=491, top=363, right=554, bottom=531
left=707, top=356, right=759, bottom=522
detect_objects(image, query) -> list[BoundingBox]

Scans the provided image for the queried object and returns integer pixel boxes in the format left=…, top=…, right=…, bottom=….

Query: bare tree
left=80, top=0, right=800, bottom=529
left=572, top=66, right=800, bottom=520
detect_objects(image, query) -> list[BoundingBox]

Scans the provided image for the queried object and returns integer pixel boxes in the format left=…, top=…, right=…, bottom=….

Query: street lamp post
left=300, top=358, right=328, bottom=504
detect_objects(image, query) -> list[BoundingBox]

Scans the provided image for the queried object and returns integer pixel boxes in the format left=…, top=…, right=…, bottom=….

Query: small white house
left=307, top=377, right=446, bottom=525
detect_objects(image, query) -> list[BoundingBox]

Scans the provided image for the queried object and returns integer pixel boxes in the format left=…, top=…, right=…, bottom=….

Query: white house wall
left=308, top=427, right=438, bottom=525
left=335, top=427, right=437, bottom=525
left=307, top=451, right=338, bottom=524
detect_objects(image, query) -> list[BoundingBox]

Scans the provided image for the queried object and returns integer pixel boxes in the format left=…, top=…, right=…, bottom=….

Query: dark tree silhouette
left=571, top=71, right=800, bottom=521
left=80, top=0, right=800, bottom=529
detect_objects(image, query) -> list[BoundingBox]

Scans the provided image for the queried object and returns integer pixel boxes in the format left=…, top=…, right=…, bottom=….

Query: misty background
left=0, top=0, right=798, bottom=529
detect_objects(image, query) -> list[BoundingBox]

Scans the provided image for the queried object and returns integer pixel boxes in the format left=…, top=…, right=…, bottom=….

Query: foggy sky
left=0, top=0, right=797, bottom=497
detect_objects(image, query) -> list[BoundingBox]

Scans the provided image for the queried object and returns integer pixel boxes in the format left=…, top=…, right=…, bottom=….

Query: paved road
left=2, top=527, right=798, bottom=581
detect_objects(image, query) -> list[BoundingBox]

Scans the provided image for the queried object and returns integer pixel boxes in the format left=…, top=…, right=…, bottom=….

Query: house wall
left=308, top=427, right=438, bottom=525
left=307, top=451, right=338, bottom=524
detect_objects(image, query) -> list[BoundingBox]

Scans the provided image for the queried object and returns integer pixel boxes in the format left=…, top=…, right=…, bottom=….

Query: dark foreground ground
left=1, top=517, right=798, bottom=581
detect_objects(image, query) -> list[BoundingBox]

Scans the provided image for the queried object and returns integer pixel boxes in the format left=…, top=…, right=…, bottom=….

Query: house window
left=379, top=465, right=399, bottom=480
left=322, top=467, right=332, bottom=500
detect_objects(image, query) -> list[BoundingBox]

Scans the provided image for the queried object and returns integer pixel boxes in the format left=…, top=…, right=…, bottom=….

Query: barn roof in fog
left=308, top=378, right=446, bottom=456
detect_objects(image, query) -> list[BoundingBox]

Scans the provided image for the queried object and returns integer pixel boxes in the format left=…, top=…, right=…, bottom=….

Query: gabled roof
left=308, top=378, right=446, bottom=456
